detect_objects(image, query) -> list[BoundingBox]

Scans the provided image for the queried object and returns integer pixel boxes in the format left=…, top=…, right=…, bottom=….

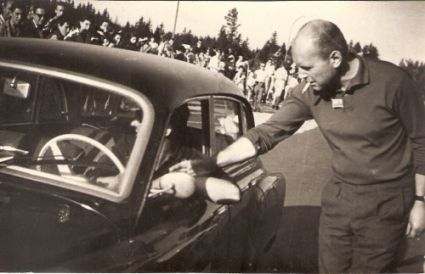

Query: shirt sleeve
left=244, top=86, right=313, bottom=154
left=394, top=73, right=425, bottom=175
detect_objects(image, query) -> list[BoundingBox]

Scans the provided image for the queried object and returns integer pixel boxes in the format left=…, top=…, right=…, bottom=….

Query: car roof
left=0, top=38, right=242, bottom=111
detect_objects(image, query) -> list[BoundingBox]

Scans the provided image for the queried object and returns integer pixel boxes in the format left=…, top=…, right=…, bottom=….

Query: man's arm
left=406, top=173, right=425, bottom=238
left=216, top=136, right=257, bottom=167
left=171, top=84, right=313, bottom=176
left=393, top=74, right=425, bottom=238
left=169, top=137, right=257, bottom=176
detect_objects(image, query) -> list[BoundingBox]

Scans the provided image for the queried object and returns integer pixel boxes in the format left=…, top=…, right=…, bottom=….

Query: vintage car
left=0, top=38, right=285, bottom=272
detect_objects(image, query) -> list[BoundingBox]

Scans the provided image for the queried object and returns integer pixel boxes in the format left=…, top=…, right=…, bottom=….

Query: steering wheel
left=37, top=134, right=125, bottom=179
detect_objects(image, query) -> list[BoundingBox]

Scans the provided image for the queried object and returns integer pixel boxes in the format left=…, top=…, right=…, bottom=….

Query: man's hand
left=169, top=157, right=218, bottom=176
left=170, top=137, right=257, bottom=176
left=406, top=201, right=425, bottom=239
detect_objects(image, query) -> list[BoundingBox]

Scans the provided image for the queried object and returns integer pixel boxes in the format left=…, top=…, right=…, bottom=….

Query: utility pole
left=173, top=1, right=180, bottom=38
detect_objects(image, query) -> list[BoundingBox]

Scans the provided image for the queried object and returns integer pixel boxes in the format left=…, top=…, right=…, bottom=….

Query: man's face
left=292, top=39, right=337, bottom=91
left=2, top=1, right=13, bottom=19
left=10, top=8, right=23, bottom=25
left=55, top=5, right=65, bottom=17
left=100, top=21, right=108, bottom=32
left=33, top=8, right=46, bottom=26
left=58, top=21, right=70, bottom=36
left=80, top=19, right=91, bottom=31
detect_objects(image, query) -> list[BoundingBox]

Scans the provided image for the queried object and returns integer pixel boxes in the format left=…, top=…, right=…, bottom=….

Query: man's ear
left=329, top=50, right=343, bottom=68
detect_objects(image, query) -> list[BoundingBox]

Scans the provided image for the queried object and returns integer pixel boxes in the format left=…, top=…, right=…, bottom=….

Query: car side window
left=154, top=99, right=207, bottom=176
left=144, top=100, right=209, bottom=232
left=212, top=98, right=243, bottom=152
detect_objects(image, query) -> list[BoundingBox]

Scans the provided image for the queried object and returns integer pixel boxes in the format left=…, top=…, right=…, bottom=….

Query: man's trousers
left=319, top=176, right=414, bottom=273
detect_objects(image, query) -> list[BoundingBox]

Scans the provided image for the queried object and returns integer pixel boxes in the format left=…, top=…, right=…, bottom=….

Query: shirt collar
left=343, top=55, right=369, bottom=92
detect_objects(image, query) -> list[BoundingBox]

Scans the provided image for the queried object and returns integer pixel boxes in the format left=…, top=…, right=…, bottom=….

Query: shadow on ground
left=259, top=206, right=321, bottom=273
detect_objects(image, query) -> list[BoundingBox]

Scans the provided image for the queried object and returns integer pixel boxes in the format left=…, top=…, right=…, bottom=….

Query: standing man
left=0, top=1, right=25, bottom=37
left=91, top=20, right=110, bottom=46
left=171, top=19, right=425, bottom=273
left=264, top=60, right=276, bottom=102
left=47, top=16, right=70, bottom=40
left=253, top=62, right=268, bottom=111
left=64, top=15, right=91, bottom=43
left=271, top=62, right=288, bottom=110
left=43, top=1, right=66, bottom=35
left=0, top=0, right=13, bottom=29
left=22, top=4, right=47, bottom=38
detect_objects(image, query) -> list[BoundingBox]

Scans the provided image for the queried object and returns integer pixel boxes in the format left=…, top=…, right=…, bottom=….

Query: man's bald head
left=292, top=19, right=348, bottom=60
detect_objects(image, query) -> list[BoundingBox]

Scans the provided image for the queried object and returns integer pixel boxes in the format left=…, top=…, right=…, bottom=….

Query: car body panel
left=0, top=178, right=118, bottom=271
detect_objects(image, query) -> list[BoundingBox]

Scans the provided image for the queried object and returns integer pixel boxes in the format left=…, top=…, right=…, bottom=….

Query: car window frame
left=210, top=95, right=250, bottom=154
left=0, top=60, right=154, bottom=203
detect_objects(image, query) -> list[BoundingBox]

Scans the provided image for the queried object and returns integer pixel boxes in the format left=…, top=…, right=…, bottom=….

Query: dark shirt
left=22, top=20, right=44, bottom=38
left=47, top=29, right=64, bottom=40
left=0, top=20, right=22, bottom=37
left=64, top=29, right=91, bottom=43
left=244, top=56, right=425, bottom=184
left=174, top=52, right=186, bottom=62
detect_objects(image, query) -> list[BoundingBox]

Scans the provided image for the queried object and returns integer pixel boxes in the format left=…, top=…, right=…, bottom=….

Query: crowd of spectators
left=0, top=0, right=300, bottom=111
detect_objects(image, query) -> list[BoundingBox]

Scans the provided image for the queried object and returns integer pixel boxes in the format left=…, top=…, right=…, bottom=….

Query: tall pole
left=173, top=1, right=180, bottom=38
left=287, top=15, right=306, bottom=46
left=284, top=16, right=306, bottom=70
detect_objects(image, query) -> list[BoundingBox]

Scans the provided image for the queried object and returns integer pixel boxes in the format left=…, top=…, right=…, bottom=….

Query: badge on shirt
left=331, top=98, right=344, bottom=109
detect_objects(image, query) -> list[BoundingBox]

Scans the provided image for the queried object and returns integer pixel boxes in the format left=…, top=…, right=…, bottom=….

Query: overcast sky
left=75, top=1, right=425, bottom=65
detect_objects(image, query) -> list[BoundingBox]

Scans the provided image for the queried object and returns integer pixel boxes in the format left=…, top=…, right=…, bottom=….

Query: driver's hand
left=169, top=157, right=217, bottom=176
left=96, top=174, right=121, bottom=191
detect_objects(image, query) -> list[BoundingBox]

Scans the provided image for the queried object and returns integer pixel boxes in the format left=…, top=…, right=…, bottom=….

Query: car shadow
left=258, top=205, right=321, bottom=273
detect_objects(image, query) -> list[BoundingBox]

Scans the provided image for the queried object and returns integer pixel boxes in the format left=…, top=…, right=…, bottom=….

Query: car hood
left=0, top=182, right=119, bottom=272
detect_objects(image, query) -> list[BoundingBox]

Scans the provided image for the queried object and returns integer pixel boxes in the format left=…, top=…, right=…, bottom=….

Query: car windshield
left=0, top=66, right=148, bottom=201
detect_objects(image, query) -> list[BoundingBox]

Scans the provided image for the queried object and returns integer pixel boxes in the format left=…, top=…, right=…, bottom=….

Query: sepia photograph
left=0, top=0, right=424, bottom=272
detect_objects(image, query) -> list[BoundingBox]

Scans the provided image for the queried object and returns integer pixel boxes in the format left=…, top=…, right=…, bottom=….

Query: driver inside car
left=96, top=104, right=240, bottom=203
left=92, top=105, right=198, bottom=188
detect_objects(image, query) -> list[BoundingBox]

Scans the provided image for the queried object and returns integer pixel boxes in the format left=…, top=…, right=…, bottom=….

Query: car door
left=208, top=96, right=263, bottom=271
left=132, top=98, right=231, bottom=272
left=211, top=96, right=285, bottom=271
